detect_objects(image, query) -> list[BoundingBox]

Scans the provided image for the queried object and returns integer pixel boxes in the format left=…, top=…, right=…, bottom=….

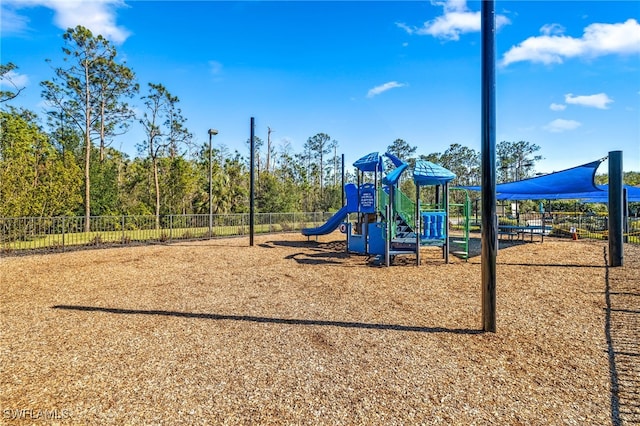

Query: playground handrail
left=395, top=189, right=416, bottom=230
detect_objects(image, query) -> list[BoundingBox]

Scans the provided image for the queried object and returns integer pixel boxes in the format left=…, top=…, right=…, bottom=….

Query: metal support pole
left=341, top=153, right=345, bottom=207
left=208, top=129, right=218, bottom=238
left=209, top=133, right=213, bottom=238
left=623, top=188, right=628, bottom=244
left=481, top=0, right=497, bottom=332
left=444, top=182, right=450, bottom=264
left=385, top=204, right=391, bottom=267
left=249, top=117, right=255, bottom=247
left=608, top=150, right=623, bottom=266
left=416, top=183, right=421, bottom=266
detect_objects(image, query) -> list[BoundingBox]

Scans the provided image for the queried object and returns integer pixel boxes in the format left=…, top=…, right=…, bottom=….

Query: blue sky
left=1, top=0, right=639, bottom=174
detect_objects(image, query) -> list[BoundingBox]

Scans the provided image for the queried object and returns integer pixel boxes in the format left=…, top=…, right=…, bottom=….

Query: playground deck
left=1, top=233, right=638, bottom=424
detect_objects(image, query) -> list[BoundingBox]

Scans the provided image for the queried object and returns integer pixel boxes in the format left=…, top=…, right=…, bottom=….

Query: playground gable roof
left=413, top=160, right=456, bottom=186
left=353, top=152, right=383, bottom=172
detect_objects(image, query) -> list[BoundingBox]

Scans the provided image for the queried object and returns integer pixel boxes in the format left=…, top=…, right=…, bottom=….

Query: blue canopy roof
left=492, top=185, right=640, bottom=202
left=353, top=152, right=383, bottom=172
left=580, top=185, right=640, bottom=202
left=461, top=158, right=640, bottom=201
left=463, top=159, right=600, bottom=199
left=413, top=160, right=456, bottom=186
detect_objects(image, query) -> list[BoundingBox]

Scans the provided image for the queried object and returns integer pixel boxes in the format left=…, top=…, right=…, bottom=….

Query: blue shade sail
left=457, top=159, right=640, bottom=201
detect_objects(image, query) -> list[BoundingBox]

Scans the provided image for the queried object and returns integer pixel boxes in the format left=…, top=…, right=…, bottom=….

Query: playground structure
left=302, top=152, right=471, bottom=266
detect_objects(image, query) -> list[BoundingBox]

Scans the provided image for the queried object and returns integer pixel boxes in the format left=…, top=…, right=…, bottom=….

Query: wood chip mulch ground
left=1, top=232, right=638, bottom=425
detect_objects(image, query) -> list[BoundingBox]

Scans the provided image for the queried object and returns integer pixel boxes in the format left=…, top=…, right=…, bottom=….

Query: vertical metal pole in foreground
left=608, top=150, right=623, bottom=266
left=249, top=117, right=255, bottom=247
left=481, top=0, right=497, bottom=332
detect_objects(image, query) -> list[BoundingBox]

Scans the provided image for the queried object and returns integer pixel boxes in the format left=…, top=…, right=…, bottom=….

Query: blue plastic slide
left=301, top=184, right=359, bottom=237
left=301, top=205, right=350, bottom=236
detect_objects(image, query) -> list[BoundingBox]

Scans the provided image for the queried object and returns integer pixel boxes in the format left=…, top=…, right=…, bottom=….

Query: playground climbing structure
left=301, top=151, right=471, bottom=266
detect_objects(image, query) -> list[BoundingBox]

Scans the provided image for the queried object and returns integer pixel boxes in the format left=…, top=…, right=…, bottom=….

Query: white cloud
left=208, top=61, right=223, bottom=76
left=501, top=18, right=640, bottom=66
left=540, top=23, right=565, bottom=36
left=3, top=71, right=29, bottom=88
left=565, top=93, right=613, bottom=109
left=2, top=0, right=130, bottom=44
left=396, top=0, right=510, bottom=41
left=544, top=118, right=582, bottom=133
left=549, top=103, right=566, bottom=111
left=367, top=81, right=406, bottom=98
left=396, top=22, right=413, bottom=34
left=0, top=6, right=30, bottom=35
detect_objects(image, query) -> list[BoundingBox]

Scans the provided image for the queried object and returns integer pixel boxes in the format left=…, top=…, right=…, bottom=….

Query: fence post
left=122, top=215, right=126, bottom=244
left=170, top=215, right=173, bottom=243
left=578, top=215, right=581, bottom=238
left=62, top=216, right=66, bottom=251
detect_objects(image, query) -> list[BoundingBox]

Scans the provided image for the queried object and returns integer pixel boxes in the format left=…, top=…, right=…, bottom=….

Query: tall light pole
left=208, top=128, right=218, bottom=238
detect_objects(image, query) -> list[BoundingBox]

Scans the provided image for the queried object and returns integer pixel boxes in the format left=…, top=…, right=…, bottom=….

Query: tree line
left=3, top=26, right=638, bottom=223
left=0, top=27, right=349, bottom=227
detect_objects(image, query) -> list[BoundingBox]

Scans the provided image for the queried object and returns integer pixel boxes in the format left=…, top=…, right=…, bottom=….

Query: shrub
left=498, top=217, right=517, bottom=226
left=281, top=222, right=293, bottom=232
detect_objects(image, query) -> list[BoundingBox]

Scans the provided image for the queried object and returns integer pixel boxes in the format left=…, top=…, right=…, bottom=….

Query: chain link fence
left=495, top=211, right=640, bottom=243
left=2, top=211, right=637, bottom=255
left=0, top=212, right=331, bottom=255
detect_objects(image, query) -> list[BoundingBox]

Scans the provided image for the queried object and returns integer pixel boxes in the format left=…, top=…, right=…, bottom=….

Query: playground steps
left=388, top=249, right=418, bottom=256
left=394, top=215, right=416, bottom=240
left=450, top=239, right=469, bottom=258
left=391, top=237, right=418, bottom=245
left=420, top=238, right=446, bottom=246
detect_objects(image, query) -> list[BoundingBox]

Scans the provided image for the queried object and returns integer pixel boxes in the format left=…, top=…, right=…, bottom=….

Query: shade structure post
left=249, top=117, right=255, bottom=247
left=481, top=0, right=497, bottom=332
left=608, top=150, right=623, bottom=266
